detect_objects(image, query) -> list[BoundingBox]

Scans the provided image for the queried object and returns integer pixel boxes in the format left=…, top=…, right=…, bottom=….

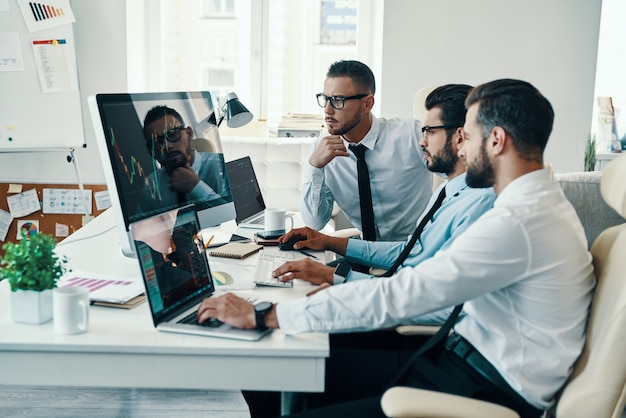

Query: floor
left=0, top=386, right=251, bottom=418
left=1, top=385, right=625, bottom=417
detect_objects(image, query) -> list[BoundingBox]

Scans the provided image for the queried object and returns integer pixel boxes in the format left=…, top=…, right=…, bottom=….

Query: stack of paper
left=58, top=270, right=145, bottom=309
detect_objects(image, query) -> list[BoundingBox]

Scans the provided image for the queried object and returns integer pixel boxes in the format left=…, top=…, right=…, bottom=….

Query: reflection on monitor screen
left=88, top=91, right=236, bottom=257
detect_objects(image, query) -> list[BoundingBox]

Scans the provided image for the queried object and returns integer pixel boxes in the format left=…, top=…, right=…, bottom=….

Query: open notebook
left=129, top=205, right=271, bottom=341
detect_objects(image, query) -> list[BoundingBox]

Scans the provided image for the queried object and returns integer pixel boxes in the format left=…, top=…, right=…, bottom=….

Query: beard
left=327, top=113, right=360, bottom=136
left=428, top=138, right=458, bottom=176
left=466, top=140, right=495, bottom=188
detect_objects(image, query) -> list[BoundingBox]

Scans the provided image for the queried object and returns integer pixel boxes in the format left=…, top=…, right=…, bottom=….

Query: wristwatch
left=333, top=262, right=351, bottom=285
left=254, top=301, right=273, bottom=329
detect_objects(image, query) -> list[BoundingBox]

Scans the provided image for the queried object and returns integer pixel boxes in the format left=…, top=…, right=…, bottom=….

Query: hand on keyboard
left=254, top=252, right=295, bottom=288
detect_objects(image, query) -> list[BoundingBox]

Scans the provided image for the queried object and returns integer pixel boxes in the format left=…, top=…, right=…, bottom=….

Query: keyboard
left=254, top=252, right=295, bottom=288
left=178, top=310, right=223, bottom=327
left=177, top=296, right=259, bottom=327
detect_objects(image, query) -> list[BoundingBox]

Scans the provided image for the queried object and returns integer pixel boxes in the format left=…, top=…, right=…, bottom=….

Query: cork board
left=0, top=183, right=108, bottom=255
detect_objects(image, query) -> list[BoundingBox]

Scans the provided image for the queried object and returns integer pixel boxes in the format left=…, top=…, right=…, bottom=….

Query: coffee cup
left=53, top=286, right=89, bottom=335
left=264, top=208, right=294, bottom=235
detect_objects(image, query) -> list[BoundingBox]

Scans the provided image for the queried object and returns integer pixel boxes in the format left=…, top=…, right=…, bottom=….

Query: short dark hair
left=327, top=60, right=375, bottom=95
left=143, top=105, right=185, bottom=140
left=425, top=84, right=473, bottom=136
left=465, top=79, right=554, bottom=162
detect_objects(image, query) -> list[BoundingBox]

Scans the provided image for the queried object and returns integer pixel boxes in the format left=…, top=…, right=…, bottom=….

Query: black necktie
left=383, top=186, right=447, bottom=277
left=350, top=144, right=376, bottom=241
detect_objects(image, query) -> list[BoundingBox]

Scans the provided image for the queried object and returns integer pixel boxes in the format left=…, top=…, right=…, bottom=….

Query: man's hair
left=143, top=105, right=185, bottom=140
left=327, top=60, right=375, bottom=95
left=425, top=84, right=473, bottom=136
left=465, top=79, right=554, bottom=162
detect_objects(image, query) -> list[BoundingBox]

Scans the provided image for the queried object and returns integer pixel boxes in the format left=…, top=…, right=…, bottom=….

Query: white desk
left=0, top=209, right=329, bottom=396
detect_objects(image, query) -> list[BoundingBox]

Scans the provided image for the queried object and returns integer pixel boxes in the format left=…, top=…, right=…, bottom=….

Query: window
left=593, top=0, right=626, bottom=150
left=127, top=0, right=369, bottom=127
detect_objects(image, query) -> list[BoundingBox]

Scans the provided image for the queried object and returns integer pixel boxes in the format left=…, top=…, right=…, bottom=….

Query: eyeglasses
left=151, top=125, right=186, bottom=145
left=421, top=125, right=455, bottom=136
left=316, top=93, right=369, bottom=110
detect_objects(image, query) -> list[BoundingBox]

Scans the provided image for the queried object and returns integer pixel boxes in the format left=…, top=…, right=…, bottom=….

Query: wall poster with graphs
left=0, top=0, right=85, bottom=151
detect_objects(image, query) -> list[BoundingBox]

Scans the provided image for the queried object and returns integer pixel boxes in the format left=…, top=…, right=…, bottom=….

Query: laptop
left=226, top=156, right=266, bottom=229
left=129, top=206, right=271, bottom=341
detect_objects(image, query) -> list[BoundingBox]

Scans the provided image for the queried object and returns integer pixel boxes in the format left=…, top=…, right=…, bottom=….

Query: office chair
left=381, top=154, right=626, bottom=418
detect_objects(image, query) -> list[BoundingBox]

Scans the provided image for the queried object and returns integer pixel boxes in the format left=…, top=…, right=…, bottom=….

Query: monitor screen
left=89, top=91, right=236, bottom=257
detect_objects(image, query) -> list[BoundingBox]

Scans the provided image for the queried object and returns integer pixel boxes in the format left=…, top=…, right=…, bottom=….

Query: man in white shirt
left=301, top=60, right=433, bottom=241
left=198, top=79, right=596, bottom=418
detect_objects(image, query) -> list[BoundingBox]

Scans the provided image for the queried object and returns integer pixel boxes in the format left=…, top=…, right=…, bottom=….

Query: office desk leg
left=280, top=392, right=292, bottom=416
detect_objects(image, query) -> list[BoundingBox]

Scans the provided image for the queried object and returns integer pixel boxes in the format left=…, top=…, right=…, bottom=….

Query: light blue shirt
left=343, top=173, right=496, bottom=282
left=301, top=116, right=433, bottom=241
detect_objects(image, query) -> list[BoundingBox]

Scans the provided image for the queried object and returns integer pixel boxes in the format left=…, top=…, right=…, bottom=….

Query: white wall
left=0, top=0, right=126, bottom=183
left=0, top=0, right=601, bottom=183
left=378, top=0, right=602, bottom=173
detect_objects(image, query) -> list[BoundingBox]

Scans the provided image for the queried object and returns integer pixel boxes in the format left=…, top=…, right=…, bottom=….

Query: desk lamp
left=217, top=92, right=253, bottom=128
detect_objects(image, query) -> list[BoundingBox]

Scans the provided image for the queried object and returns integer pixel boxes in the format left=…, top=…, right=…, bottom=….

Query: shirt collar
left=495, top=168, right=552, bottom=207
left=190, top=149, right=200, bottom=172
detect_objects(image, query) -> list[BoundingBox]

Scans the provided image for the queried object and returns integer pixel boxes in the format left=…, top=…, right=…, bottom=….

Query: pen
left=299, top=250, right=318, bottom=260
left=204, top=235, right=215, bottom=249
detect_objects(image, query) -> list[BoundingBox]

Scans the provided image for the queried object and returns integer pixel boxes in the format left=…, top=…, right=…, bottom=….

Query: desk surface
left=0, top=209, right=329, bottom=392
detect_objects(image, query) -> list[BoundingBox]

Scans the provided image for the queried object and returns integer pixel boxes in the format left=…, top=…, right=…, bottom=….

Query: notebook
left=209, top=242, right=263, bottom=259
left=129, top=206, right=271, bottom=341
left=226, top=156, right=266, bottom=229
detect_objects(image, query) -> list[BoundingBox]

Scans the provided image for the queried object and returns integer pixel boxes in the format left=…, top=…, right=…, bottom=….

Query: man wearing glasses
left=137, top=105, right=230, bottom=214
left=301, top=60, right=434, bottom=242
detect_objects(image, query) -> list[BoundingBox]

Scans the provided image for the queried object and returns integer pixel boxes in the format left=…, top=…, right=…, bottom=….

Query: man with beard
left=138, top=105, right=230, bottom=215
left=272, top=84, right=496, bottom=287
left=198, top=79, right=596, bottom=418
left=302, top=60, right=433, bottom=242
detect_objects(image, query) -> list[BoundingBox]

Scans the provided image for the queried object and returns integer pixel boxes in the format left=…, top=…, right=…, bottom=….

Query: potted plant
left=0, top=231, right=68, bottom=324
left=584, top=134, right=597, bottom=172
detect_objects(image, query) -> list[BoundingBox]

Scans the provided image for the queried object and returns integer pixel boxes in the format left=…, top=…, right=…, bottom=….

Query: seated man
left=302, top=60, right=433, bottom=241
left=138, top=105, right=231, bottom=215
left=275, top=84, right=496, bottom=287
left=197, top=79, right=596, bottom=418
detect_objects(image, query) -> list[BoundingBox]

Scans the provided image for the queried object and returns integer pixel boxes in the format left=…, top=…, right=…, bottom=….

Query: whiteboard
left=0, top=0, right=84, bottom=150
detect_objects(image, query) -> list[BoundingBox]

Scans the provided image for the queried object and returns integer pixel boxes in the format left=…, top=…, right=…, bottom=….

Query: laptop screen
left=226, top=156, right=266, bottom=223
left=131, top=206, right=214, bottom=324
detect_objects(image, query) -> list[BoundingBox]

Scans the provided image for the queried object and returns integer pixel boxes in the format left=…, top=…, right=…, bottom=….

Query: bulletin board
left=0, top=0, right=85, bottom=150
left=0, top=183, right=108, bottom=255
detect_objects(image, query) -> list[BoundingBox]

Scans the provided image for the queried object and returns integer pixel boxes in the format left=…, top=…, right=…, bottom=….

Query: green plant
left=0, top=231, right=68, bottom=292
left=584, top=134, right=597, bottom=172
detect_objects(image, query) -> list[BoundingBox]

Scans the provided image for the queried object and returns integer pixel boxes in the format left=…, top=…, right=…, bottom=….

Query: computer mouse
left=278, top=236, right=307, bottom=251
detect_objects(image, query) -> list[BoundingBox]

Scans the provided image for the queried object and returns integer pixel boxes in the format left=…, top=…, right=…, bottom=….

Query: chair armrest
left=380, top=386, right=520, bottom=418
left=395, top=325, right=440, bottom=336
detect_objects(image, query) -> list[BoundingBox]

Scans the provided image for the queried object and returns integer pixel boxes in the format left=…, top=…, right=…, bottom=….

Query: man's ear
left=363, top=94, right=375, bottom=112
left=454, top=127, right=465, bottom=145
left=490, top=126, right=507, bottom=156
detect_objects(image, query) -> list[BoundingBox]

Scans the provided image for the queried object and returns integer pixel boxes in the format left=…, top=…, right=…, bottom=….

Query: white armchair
left=381, top=154, right=626, bottom=418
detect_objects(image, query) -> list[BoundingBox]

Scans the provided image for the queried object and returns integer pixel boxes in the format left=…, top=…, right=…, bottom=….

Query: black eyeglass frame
left=421, top=125, right=457, bottom=134
left=149, top=125, right=186, bottom=145
left=316, top=93, right=369, bottom=110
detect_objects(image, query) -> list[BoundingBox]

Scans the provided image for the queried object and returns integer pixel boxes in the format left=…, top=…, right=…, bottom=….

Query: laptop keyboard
left=178, top=296, right=258, bottom=327
left=248, top=214, right=264, bottom=225
left=254, top=252, right=295, bottom=288
left=178, top=310, right=223, bottom=327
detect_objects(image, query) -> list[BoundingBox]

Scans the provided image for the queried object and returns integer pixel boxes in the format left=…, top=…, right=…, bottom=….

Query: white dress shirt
left=300, top=116, right=433, bottom=241
left=278, top=169, right=596, bottom=409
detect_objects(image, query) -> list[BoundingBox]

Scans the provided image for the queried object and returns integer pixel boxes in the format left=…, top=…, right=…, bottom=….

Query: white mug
left=264, top=208, right=294, bottom=234
left=53, top=286, right=90, bottom=335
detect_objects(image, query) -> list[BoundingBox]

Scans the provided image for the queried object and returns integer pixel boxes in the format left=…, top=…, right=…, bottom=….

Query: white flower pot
left=10, top=289, right=53, bottom=324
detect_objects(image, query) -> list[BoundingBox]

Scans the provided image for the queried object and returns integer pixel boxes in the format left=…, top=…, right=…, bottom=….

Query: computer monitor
left=88, top=91, right=236, bottom=257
